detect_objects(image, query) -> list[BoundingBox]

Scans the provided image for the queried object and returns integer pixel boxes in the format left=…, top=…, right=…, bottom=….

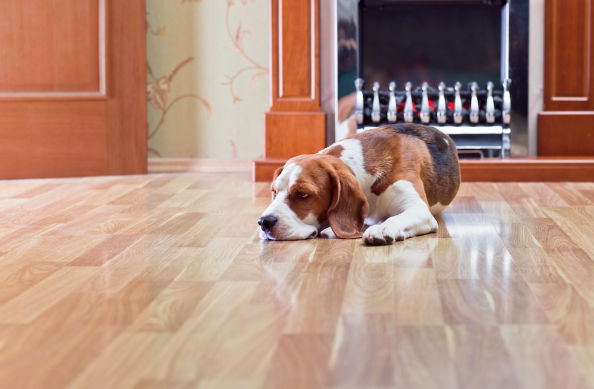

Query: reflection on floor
left=0, top=172, right=593, bottom=388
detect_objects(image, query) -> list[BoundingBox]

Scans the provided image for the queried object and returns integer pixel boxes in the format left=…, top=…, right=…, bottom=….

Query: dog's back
left=380, top=124, right=460, bottom=208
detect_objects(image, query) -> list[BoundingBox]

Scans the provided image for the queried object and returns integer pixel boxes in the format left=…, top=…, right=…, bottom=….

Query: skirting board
left=253, top=157, right=594, bottom=182
left=148, top=158, right=252, bottom=174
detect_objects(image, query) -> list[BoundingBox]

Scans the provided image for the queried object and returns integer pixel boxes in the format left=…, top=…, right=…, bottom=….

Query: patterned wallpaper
left=146, top=0, right=269, bottom=159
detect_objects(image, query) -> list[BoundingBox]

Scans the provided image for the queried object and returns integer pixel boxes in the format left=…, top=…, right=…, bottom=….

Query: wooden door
left=0, top=0, right=147, bottom=179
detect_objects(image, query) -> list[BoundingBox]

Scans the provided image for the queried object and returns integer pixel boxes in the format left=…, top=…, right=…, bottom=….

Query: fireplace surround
left=251, top=0, right=594, bottom=182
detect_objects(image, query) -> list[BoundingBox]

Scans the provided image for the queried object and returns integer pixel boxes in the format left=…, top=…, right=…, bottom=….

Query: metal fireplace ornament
left=336, top=0, right=529, bottom=158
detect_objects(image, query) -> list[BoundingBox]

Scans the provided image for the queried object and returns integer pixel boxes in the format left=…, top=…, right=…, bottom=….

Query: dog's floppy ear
left=272, top=166, right=283, bottom=181
left=271, top=167, right=284, bottom=199
left=270, top=166, right=284, bottom=201
left=327, top=163, right=369, bottom=238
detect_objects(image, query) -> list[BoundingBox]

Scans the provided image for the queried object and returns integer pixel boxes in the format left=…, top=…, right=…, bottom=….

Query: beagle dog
left=258, top=124, right=460, bottom=245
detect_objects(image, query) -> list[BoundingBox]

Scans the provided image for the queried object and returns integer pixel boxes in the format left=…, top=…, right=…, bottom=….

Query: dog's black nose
left=258, top=216, right=278, bottom=231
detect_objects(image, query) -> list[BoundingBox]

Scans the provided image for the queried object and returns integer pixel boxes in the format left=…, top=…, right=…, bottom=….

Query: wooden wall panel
left=0, top=0, right=102, bottom=94
left=0, top=103, right=108, bottom=177
left=265, top=112, right=325, bottom=158
left=547, top=0, right=592, bottom=105
left=279, top=0, right=312, bottom=98
left=538, top=112, right=594, bottom=156
left=539, top=0, right=594, bottom=156
left=269, top=0, right=320, bottom=112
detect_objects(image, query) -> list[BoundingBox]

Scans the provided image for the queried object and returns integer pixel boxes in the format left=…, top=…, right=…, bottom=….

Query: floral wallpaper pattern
left=146, top=0, right=269, bottom=158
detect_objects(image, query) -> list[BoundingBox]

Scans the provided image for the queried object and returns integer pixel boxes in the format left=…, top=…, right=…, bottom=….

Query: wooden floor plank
left=569, top=346, right=594, bottom=389
left=326, top=313, right=395, bottom=387
left=528, top=282, right=594, bottom=346
left=544, top=207, right=594, bottom=258
left=0, top=267, right=98, bottom=324
left=449, top=325, right=523, bottom=389
left=264, top=334, right=332, bottom=389
left=500, top=325, right=589, bottom=389
left=391, top=326, right=458, bottom=389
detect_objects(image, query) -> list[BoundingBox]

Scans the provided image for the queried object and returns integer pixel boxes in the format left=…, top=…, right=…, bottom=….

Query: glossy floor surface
left=0, top=173, right=593, bottom=389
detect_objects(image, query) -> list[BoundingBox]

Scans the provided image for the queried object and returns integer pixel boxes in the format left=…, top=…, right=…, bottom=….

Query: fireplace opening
left=335, top=0, right=529, bottom=158
left=361, top=4, right=501, bottom=87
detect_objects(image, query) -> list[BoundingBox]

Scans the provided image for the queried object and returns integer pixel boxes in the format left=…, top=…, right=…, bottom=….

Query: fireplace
left=252, top=0, right=594, bottom=182
left=336, top=0, right=529, bottom=158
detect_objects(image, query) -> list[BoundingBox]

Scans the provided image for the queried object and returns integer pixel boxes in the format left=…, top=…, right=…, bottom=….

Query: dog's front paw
left=429, top=218, right=438, bottom=233
left=319, top=227, right=337, bottom=239
left=363, top=224, right=398, bottom=245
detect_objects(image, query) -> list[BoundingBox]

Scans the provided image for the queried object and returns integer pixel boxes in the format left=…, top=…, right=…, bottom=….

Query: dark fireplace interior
left=336, top=0, right=529, bottom=158
left=360, top=5, right=501, bottom=87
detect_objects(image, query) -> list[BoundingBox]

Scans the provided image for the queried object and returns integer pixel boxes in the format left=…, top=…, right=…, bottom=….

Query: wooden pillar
left=538, top=0, right=594, bottom=156
left=252, top=0, right=326, bottom=181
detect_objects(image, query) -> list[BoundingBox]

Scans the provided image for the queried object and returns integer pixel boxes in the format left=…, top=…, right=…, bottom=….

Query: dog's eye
left=296, top=192, right=309, bottom=199
left=271, top=190, right=277, bottom=199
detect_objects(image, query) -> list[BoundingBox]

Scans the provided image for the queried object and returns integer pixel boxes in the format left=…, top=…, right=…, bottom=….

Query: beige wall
left=146, top=0, right=269, bottom=159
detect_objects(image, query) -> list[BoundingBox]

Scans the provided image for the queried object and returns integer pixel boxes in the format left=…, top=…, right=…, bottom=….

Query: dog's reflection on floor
left=257, top=240, right=318, bottom=305
left=257, top=237, right=439, bottom=307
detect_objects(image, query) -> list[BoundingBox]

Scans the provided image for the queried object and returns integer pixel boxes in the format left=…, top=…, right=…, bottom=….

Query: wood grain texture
left=460, top=158, right=594, bottom=181
left=279, top=0, right=312, bottom=99
left=0, top=0, right=146, bottom=178
left=545, top=0, right=594, bottom=109
left=0, top=173, right=592, bottom=388
left=0, top=0, right=103, bottom=95
left=538, top=112, right=594, bottom=156
left=265, top=112, right=326, bottom=158
left=270, top=0, right=320, bottom=112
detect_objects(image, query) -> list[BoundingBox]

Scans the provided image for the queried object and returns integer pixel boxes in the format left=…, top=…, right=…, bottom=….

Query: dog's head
left=258, top=154, right=369, bottom=241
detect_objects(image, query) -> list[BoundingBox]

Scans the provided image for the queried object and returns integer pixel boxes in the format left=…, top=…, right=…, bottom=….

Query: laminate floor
left=0, top=172, right=593, bottom=389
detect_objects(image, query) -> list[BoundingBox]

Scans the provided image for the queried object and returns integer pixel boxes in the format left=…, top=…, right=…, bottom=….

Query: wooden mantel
left=253, top=0, right=594, bottom=182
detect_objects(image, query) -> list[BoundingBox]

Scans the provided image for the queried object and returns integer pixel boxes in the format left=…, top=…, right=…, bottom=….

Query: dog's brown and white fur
left=258, top=124, right=460, bottom=245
